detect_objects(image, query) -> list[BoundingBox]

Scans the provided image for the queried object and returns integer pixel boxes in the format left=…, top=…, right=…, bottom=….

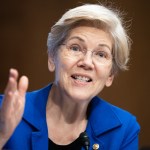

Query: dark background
left=0, top=0, right=150, bottom=148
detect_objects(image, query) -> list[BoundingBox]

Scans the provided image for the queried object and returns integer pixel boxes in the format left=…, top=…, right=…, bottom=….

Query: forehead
left=66, top=26, right=113, bottom=49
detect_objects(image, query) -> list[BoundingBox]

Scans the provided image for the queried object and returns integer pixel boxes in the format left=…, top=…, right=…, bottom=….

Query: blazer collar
left=87, top=97, right=122, bottom=136
left=22, top=84, right=122, bottom=135
left=23, top=84, right=52, bottom=130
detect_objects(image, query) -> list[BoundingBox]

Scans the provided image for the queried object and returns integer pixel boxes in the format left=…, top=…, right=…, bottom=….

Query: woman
left=0, top=3, right=140, bottom=150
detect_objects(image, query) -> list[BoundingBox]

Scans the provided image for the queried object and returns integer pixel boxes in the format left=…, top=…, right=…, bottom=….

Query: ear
left=105, top=74, right=114, bottom=87
left=48, top=56, right=55, bottom=72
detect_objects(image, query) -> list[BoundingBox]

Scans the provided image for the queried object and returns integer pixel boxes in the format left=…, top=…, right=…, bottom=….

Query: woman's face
left=48, top=26, right=114, bottom=102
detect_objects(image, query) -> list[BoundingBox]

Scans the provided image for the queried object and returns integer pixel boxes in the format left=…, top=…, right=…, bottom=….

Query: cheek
left=96, top=64, right=112, bottom=80
left=59, top=53, right=77, bottom=69
left=55, top=55, right=74, bottom=80
left=62, top=52, right=77, bottom=62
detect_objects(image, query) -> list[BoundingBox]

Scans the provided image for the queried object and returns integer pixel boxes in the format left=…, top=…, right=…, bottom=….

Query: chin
left=69, top=92, right=93, bottom=103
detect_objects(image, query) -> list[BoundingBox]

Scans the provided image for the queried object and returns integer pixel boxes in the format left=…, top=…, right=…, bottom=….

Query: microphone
left=79, top=132, right=90, bottom=150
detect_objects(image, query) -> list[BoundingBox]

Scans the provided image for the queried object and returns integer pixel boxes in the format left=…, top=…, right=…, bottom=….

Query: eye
left=69, top=44, right=81, bottom=52
left=96, top=51, right=108, bottom=58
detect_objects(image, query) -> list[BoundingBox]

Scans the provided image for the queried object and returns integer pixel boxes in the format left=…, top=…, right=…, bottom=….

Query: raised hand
left=0, top=69, right=28, bottom=148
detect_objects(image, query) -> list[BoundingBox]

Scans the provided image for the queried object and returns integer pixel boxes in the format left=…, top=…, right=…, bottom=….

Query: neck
left=46, top=84, right=90, bottom=124
left=46, top=84, right=90, bottom=144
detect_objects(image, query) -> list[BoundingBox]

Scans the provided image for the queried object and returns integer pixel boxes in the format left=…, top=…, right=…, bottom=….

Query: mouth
left=71, top=74, right=92, bottom=82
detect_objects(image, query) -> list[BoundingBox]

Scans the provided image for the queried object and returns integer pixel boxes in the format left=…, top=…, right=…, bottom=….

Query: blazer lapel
left=89, top=98, right=122, bottom=135
left=86, top=97, right=122, bottom=149
left=22, top=84, right=52, bottom=150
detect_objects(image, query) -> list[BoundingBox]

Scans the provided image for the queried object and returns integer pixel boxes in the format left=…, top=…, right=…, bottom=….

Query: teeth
left=73, top=75, right=91, bottom=82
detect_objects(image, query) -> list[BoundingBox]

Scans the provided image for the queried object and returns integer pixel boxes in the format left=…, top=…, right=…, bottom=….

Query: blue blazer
left=0, top=84, right=140, bottom=150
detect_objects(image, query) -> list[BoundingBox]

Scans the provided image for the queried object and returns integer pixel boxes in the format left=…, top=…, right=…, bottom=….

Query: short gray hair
left=47, top=4, right=131, bottom=75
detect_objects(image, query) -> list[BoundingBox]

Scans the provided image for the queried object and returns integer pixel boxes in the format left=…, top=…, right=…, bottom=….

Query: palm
left=0, top=69, right=28, bottom=145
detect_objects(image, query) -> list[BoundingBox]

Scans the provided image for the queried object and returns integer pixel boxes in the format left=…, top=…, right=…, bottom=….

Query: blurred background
left=0, top=0, right=150, bottom=148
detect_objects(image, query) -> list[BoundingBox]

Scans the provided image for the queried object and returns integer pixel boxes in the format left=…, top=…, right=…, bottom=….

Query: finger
left=9, top=68, right=18, bottom=80
left=18, top=76, right=29, bottom=97
left=4, top=69, right=18, bottom=94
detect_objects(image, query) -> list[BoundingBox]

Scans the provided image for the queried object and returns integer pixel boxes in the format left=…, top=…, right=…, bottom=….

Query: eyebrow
left=67, top=36, right=111, bottom=51
left=67, top=36, right=85, bottom=42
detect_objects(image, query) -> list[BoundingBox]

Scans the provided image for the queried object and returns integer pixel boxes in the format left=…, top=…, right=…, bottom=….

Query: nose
left=77, top=51, right=94, bottom=70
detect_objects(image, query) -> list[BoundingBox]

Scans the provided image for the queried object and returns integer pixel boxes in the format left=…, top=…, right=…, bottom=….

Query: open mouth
left=71, top=75, right=92, bottom=82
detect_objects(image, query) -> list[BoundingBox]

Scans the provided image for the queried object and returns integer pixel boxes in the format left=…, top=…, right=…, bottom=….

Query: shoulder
left=89, top=96, right=140, bottom=136
left=91, top=96, right=139, bottom=124
left=88, top=97, right=140, bottom=149
left=0, top=84, right=52, bottom=107
left=90, top=97, right=140, bottom=146
left=26, top=84, right=52, bottom=99
left=23, top=84, right=52, bottom=115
